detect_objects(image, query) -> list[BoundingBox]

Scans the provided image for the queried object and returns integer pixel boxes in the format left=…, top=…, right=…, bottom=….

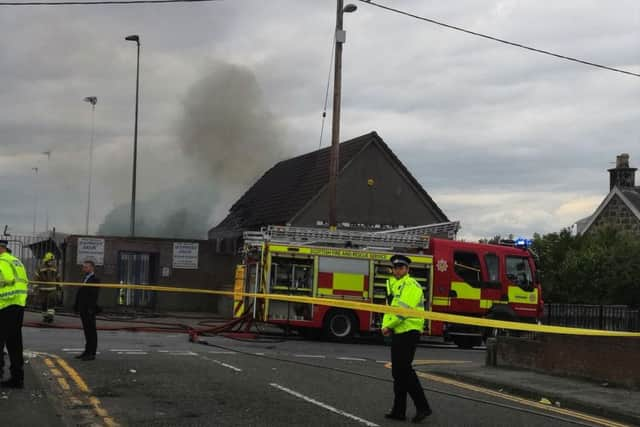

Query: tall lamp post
left=83, top=96, right=97, bottom=235
left=328, top=2, right=357, bottom=230
left=32, top=167, right=38, bottom=234
left=125, top=34, right=140, bottom=237
left=42, top=150, right=51, bottom=232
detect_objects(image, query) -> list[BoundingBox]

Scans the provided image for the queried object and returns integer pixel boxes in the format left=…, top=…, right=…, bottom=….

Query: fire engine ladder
left=375, top=221, right=460, bottom=240
left=244, top=225, right=432, bottom=249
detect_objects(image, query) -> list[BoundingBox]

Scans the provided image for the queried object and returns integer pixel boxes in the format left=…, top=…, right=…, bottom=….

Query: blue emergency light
left=514, top=237, right=533, bottom=248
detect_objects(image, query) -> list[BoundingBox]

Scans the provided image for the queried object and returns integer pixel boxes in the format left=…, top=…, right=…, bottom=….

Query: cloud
left=0, top=0, right=638, bottom=241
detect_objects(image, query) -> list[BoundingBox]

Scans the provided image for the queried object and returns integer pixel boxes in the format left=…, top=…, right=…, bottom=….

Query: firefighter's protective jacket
left=0, top=252, right=29, bottom=310
left=35, top=262, right=60, bottom=292
left=382, top=274, right=425, bottom=334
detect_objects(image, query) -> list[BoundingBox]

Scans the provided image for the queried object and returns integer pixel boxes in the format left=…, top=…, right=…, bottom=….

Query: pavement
left=4, top=311, right=638, bottom=426
left=422, top=363, right=640, bottom=426
left=1, top=355, right=65, bottom=427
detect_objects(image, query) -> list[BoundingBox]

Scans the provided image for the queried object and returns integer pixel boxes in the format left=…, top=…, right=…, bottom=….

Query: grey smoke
left=98, top=61, right=288, bottom=239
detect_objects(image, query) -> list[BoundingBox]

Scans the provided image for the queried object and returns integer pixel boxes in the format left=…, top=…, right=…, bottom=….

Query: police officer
left=382, top=254, right=432, bottom=423
left=0, top=247, right=9, bottom=379
left=0, top=240, right=29, bottom=388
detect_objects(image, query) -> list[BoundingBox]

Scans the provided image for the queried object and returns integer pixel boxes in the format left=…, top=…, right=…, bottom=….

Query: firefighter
left=382, top=254, right=432, bottom=423
left=0, top=239, right=29, bottom=388
left=34, top=251, right=60, bottom=323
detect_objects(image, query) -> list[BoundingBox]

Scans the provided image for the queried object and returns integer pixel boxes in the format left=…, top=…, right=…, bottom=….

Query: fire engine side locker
left=264, top=245, right=316, bottom=325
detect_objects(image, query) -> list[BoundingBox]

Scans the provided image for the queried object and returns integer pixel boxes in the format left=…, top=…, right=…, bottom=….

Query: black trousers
left=0, top=340, right=5, bottom=371
left=0, top=305, right=24, bottom=381
left=390, top=330, right=430, bottom=415
left=80, top=310, right=98, bottom=356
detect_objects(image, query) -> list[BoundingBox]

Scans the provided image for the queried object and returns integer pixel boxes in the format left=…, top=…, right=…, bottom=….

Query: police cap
left=0, top=239, right=9, bottom=248
left=390, top=254, right=411, bottom=267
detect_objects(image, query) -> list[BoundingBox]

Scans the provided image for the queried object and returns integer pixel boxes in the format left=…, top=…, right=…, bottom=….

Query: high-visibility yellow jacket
left=382, top=274, right=425, bottom=334
left=0, top=251, right=29, bottom=310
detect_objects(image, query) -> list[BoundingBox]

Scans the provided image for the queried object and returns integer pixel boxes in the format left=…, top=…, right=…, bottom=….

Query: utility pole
left=328, top=1, right=357, bottom=230
left=125, top=34, right=140, bottom=237
left=83, top=96, right=98, bottom=235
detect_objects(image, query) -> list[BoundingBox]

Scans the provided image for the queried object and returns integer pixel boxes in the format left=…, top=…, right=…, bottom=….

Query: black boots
left=384, top=412, right=406, bottom=421
left=385, top=407, right=432, bottom=423
left=411, top=407, right=432, bottom=423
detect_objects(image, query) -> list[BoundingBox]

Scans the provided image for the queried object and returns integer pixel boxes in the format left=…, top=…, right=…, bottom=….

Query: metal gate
left=118, top=252, right=156, bottom=309
left=2, top=233, right=63, bottom=278
left=1, top=232, right=65, bottom=308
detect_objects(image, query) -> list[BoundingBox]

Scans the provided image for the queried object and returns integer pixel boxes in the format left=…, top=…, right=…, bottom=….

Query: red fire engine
left=234, top=224, right=543, bottom=348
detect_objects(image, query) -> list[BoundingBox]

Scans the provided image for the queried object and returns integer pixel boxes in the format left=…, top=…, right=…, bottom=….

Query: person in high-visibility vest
left=382, top=254, right=432, bottom=423
left=0, top=240, right=29, bottom=388
left=0, top=247, right=9, bottom=380
left=34, top=251, right=61, bottom=323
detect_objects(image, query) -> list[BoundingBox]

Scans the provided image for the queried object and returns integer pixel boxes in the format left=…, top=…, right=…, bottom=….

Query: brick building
left=62, top=236, right=236, bottom=315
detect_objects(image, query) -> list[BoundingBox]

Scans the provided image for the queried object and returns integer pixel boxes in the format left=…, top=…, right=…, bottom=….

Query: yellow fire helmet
left=43, top=252, right=56, bottom=262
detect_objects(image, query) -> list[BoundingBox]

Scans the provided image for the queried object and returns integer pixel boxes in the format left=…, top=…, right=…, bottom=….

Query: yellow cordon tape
left=31, top=281, right=640, bottom=337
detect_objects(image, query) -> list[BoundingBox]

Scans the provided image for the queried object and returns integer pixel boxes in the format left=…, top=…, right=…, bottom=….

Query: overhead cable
left=359, top=0, right=640, bottom=78
left=0, top=0, right=221, bottom=5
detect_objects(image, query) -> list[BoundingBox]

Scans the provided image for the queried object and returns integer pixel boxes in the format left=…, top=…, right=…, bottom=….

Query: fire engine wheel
left=324, top=310, right=356, bottom=340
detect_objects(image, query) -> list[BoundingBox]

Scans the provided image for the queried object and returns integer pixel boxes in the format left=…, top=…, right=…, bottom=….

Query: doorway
left=118, top=251, right=157, bottom=309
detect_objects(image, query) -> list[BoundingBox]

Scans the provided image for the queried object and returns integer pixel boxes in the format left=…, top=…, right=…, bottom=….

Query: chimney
left=608, top=153, right=637, bottom=190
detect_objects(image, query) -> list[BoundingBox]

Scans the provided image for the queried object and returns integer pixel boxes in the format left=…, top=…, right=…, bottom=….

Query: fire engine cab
left=234, top=224, right=543, bottom=348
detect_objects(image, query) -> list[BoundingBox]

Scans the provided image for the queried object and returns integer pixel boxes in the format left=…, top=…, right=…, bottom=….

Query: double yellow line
left=417, top=372, right=630, bottom=427
left=42, top=354, right=118, bottom=427
left=31, top=280, right=640, bottom=337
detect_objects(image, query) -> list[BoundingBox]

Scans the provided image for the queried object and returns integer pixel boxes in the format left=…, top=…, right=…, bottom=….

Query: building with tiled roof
left=208, top=131, right=450, bottom=251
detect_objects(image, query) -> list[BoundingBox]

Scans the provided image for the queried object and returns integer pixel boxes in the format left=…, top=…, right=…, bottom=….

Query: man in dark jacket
left=74, top=260, right=100, bottom=361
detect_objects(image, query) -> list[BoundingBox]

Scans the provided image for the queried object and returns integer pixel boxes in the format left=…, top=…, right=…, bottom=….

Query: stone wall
left=588, top=194, right=640, bottom=234
left=489, top=335, right=640, bottom=389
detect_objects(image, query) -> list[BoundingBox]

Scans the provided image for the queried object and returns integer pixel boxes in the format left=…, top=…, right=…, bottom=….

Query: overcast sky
left=1, top=0, right=638, bottom=240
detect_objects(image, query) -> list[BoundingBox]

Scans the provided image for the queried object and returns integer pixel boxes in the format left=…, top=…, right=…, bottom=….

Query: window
left=453, top=251, right=482, bottom=286
left=506, top=256, right=533, bottom=290
left=484, top=254, right=500, bottom=283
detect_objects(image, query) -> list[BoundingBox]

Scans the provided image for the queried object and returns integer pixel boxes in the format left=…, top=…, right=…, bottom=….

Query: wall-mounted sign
left=173, top=242, right=199, bottom=269
left=77, top=238, right=105, bottom=266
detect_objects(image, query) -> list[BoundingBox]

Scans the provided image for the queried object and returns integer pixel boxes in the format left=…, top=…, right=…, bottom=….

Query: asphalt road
left=1, top=328, right=622, bottom=427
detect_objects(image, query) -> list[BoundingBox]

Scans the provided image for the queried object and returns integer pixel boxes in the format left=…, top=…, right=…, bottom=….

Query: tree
left=532, top=227, right=640, bottom=307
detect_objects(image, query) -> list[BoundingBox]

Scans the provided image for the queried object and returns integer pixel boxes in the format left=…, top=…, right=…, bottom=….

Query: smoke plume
left=97, top=61, right=289, bottom=239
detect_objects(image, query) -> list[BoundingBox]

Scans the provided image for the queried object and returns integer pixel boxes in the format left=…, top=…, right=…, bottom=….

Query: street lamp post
left=125, top=34, right=140, bottom=237
left=32, top=167, right=38, bottom=234
left=83, top=96, right=97, bottom=235
left=328, top=1, right=357, bottom=230
left=42, top=150, right=51, bottom=233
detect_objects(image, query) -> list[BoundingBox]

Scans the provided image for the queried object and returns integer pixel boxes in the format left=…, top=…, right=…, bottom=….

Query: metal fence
left=3, top=232, right=67, bottom=309
left=544, top=303, right=640, bottom=332
left=3, top=232, right=66, bottom=278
